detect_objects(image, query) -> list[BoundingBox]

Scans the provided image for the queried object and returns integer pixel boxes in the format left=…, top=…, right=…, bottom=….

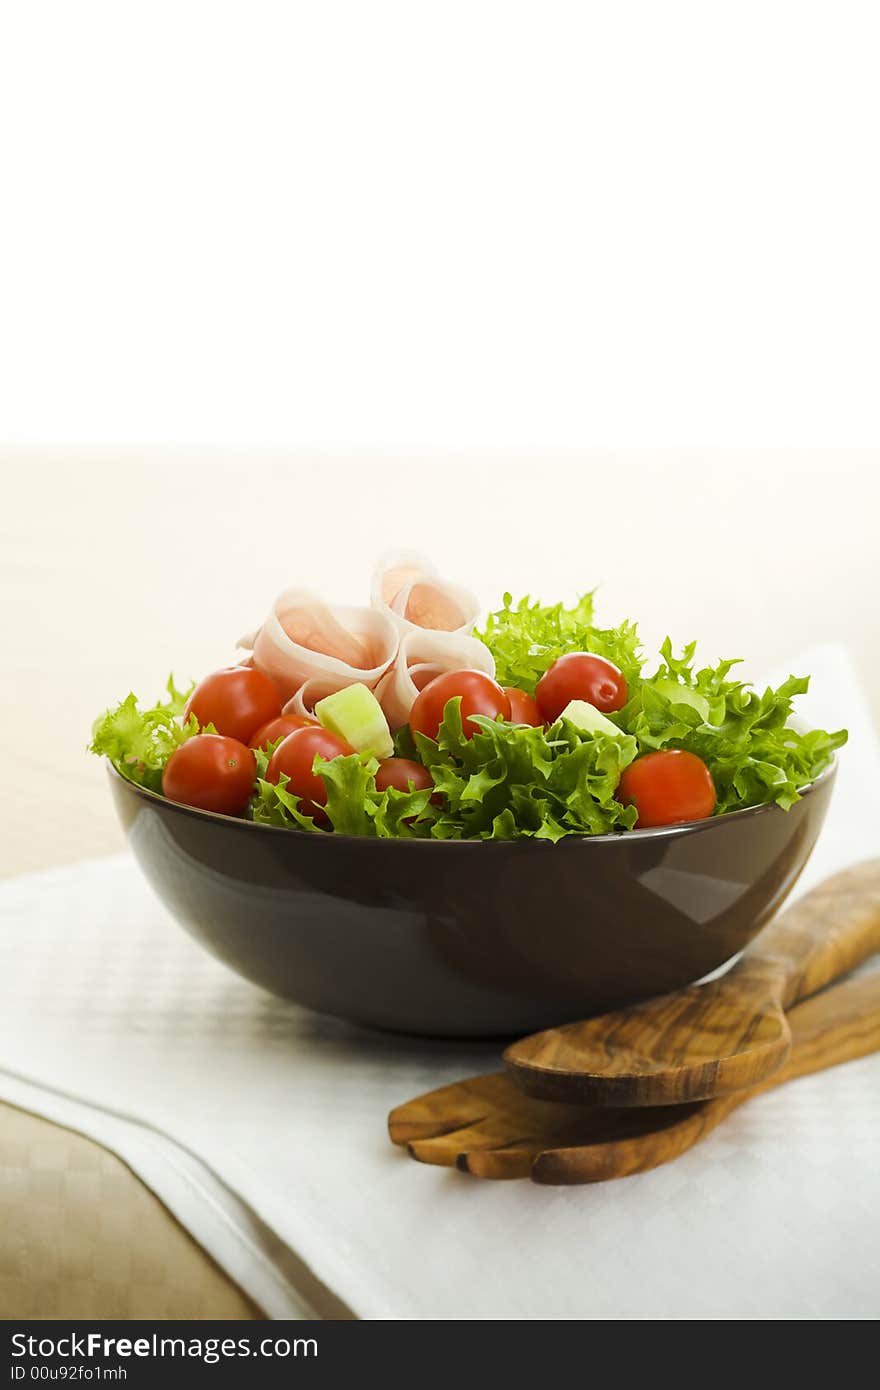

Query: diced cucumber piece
left=560, top=699, right=626, bottom=739
left=652, top=679, right=711, bottom=723
left=315, top=683, right=394, bottom=758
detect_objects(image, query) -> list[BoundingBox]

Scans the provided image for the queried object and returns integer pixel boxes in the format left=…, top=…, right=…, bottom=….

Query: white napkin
left=1, top=644, right=878, bottom=1320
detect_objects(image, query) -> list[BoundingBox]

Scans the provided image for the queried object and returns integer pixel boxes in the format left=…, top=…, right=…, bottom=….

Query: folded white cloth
left=1, top=644, right=878, bottom=1320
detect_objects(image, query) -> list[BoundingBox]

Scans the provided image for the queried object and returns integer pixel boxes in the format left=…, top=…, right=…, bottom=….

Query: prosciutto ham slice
left=374, top=628, right=496, bottom=730
left=240, top=555, right=493, bottom=727
left=238, top=589, right=399, bottom=711
left=370, top=550, right=480, bottom=635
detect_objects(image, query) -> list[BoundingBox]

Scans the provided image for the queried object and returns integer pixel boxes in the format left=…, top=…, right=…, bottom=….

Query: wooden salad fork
left=504, top=860, right=880, bottom=1106
left=389, top=967, right=880, bottom=1184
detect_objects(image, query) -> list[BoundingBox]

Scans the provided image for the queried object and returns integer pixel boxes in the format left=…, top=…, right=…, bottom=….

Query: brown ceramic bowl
left=109, top=761, right=836, bottom=1037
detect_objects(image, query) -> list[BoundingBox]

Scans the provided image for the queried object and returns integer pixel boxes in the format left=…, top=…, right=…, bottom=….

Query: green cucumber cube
left=560, top=699, right=626, bottom=739
left=315, top=684, right=394, bottom=758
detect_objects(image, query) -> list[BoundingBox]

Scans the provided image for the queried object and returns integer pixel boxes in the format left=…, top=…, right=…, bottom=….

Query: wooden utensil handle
left=760, top=968, right=880, bottom=1087
left=533, top=968, right=880, bottom=1185
left=741, top=860, right=880, bottom=1010
left=703, top=966, right=880, bottom=1125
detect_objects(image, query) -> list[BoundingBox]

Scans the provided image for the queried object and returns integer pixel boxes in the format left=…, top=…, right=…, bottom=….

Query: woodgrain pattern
left=389, top=968, right=880, bottom=1184
left=504, top=860, right=880, bottom=1105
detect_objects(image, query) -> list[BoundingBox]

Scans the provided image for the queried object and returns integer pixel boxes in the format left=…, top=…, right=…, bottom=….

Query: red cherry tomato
left=265, top=725, right=354, bottom=815
left=374, top=758, right=441, bottom=819
left=504, top=687, right=543, bottom=727
left=162, top=734, right=256, bottom=816
left=409, top=670, right=511, bottom=741
left=617, top=749, right=716, bottom=828
left=248, top=713, right=317, bottom=749
left=185, top=667, right=281, bottom=743
left=374, top=757, right=434, bottom=794
left=535, top=652, right=628, bottom=723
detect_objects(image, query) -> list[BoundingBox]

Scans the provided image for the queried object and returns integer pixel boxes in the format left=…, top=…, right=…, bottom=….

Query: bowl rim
left=106, top=755, right=837, bottom=848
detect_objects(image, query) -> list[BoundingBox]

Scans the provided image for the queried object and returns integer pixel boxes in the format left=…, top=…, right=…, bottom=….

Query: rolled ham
left=239, top=589, right=399, bottom=710
left=375, top=628, right=496, bottom=730
left=371, top=549, right=480, bottom=635
left=240, top=555, right=490, bottom=727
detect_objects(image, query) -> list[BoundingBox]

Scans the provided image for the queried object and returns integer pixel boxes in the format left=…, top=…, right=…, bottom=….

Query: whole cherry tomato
left=185, top=667, right=281, bottom=743
left=265, top=725, right=354, bottom=815
left=409, top=670, right=511, bottom=741
left=504, top=686, right=543, bottom=727
left=535, top=653, right=628, bottom=723
left=162, top=734, right=256, bottom=816
left=616, top=749, right=716, bottom=828
left=249, top=713, right=317, bottom=749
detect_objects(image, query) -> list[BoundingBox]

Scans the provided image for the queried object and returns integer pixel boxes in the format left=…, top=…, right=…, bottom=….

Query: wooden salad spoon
left=389, top=967, right=880, bottom=1184
left=503, top=859, right=880, bottom=1106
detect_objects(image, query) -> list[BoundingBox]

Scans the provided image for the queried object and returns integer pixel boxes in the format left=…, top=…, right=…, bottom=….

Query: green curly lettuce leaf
left=616, top=638, right=847, bottom=813
left=89, top=676, right=198, bottom=792
left=250, top=750, right=439, bottom=838
left=250, top=774, right=321, bottom=831
left=479, top=599, right=846, bottom=815
left=369, top=783, right=438, bottom=838
left=476, top=591, right=642, bottom=694
left=413, top=698, right=638, bottom=840
left=319, top=754, right=380, bottom=836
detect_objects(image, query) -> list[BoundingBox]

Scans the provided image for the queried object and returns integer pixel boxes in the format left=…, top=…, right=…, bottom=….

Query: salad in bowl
left=91, top=552, right=845, bottom=843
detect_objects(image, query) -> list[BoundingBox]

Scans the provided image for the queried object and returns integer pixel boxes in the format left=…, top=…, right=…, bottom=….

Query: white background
left=1, top=1, right=879, bottom=448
